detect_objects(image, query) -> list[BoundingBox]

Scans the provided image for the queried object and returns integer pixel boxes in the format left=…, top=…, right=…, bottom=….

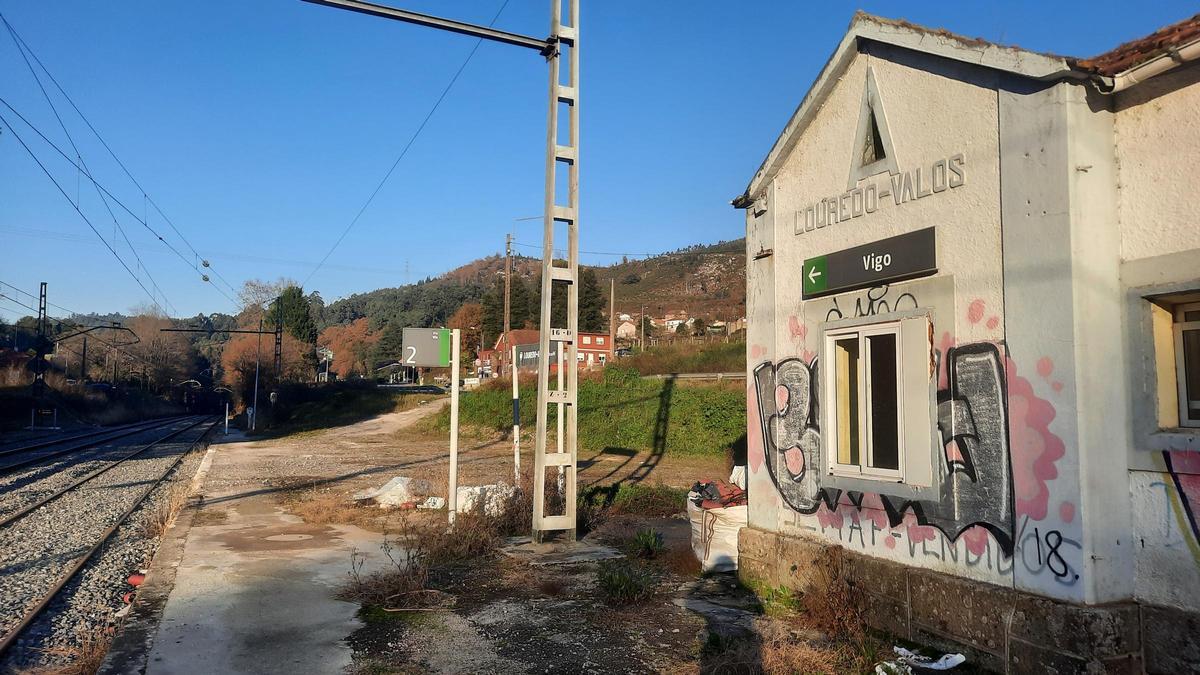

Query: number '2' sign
left=401, top=328, right=452, bottom=367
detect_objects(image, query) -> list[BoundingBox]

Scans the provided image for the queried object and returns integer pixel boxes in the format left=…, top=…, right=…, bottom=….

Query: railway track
left=0, top=415, right=189, bottom=474
left=0, top=415, right=218, bottom=665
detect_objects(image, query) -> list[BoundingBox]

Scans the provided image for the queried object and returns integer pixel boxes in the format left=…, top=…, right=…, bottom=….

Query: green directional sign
left=802, top=255, right=828, bottom=296
left=402, top=328, right=452, bottom=367
left=802, top=227, right=936, bottom=299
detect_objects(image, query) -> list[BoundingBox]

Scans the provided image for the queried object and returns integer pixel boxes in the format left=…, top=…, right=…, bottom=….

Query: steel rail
left=0, top=416, right=188, bottom=474
left=0, top=416, right=186, bottom=459
left=0, top=417, right=207, bottom=529
left=0, top=417, right=218, bottom=657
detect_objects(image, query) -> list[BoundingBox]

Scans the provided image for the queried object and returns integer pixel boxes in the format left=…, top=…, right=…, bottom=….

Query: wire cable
left=302, top=0, right=511, bottom=287
left=0, top=13, right=241, bottom=301
left=0, top=116, right=173, bottom=312
left=2, top=15, right=175, bottom=316
left=0, top=100, right=238, bottom=306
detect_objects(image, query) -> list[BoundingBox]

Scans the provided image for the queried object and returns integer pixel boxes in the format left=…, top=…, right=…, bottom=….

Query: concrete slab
left=134, top=436, right=392, bottom=675
left=500, top=535, right=623, bottom=566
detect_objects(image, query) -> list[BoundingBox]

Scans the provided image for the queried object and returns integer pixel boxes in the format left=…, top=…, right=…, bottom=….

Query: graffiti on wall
left=753, top=340, right=1017, bottom=553
left=1164, top=450, right=1200, bottom=565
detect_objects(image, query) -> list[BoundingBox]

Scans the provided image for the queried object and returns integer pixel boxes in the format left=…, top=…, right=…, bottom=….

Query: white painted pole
left=512, top=345, right=520, bottom=485
left=225, top=402, right=229, bottom=435
left=448, top=329, right=461, bottom=526
left=556, top=346, right=565, bottom=495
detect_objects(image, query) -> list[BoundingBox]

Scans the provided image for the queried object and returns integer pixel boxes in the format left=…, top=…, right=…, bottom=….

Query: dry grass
left=280, top=487, right=394, bottom=532
left=138, top=484, right=190, bottom=539
left=800, top=547, right=864, bottom=639
left=19, top=630, right=112, bottom=675
left=660, top=543, right=702, bottom=577
left=699, top=621, right=855, bottom=675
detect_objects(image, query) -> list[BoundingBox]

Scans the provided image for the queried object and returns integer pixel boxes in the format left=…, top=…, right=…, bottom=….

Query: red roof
left=493, top=329, right=541, bottom=351
left=1073, top=14, right=1200, bottom=75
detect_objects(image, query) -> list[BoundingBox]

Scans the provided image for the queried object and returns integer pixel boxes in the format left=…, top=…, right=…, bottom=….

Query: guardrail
left=641, top=372, right=746, bottom=381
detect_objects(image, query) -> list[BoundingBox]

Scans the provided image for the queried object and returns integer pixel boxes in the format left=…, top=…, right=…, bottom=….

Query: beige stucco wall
left=1115, top=61, right=1200, bottom=262
left=1114, top=60, right=1200, bottom=612
left=746, top=47, right=1015, bottom=588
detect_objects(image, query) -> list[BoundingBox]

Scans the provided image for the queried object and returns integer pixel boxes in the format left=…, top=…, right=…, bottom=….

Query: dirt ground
left=244, top=398, right=895, bottom=674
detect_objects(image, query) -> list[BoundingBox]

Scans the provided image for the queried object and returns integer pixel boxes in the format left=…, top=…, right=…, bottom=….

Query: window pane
left=1185, top=328, right=1200, bottom=422
left=1184, top=310, right=1200, bottom=322
left=835, top=337, right=860, bottom=466
left=868, top=333, right=899, bottom=470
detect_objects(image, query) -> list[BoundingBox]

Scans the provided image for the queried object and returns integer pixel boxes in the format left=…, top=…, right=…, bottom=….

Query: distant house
left=618, top=313, right=632, bottom=322
left=616, top=321, right=637, bottom=339
left=512, top=330, right=612, bottom=371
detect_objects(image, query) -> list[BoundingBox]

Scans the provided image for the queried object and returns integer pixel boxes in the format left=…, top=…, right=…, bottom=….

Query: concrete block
left=859, top=589, right=909, bottom=638
left=1141, top=603, right=1200, bottom=674
left=909, top=622, right=1006, bottom=674
left=1009, top=635, right=1091, bottom=675
left=908, top=569, right=1011, bottom=656
left=1008, top=595, right=1140, bottom=660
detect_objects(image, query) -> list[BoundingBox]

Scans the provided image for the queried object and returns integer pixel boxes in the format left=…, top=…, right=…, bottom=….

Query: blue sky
left=0, top=0, right=1193, bottom=320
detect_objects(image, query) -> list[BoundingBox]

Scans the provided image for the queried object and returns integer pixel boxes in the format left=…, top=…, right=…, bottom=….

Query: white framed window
left=1175, top=301, right=1200, bottom=428
left=583, top=336, right=592, bottom=345
left=821, top=314, right=933, bottom=489
left=824, top=322, right=903, bottom=480
left=597, top=337, right=605, bottom=345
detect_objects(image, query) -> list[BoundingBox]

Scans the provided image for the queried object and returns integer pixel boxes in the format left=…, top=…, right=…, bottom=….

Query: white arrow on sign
left=807, top=266, right=822, bottom=284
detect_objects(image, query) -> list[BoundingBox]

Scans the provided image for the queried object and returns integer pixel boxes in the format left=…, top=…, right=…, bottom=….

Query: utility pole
left=304, top=0, right=581, bottom=542
left=29, top=282, right=52, bottom=428
left=253, top=317, right=263, bottom=431
left=503, top=232, right=512, bottom=377
left=80, top=336, right=87, bottom=382
left=608, top=278, right=614, bottom=358
left=640, top=304, right=646, bottom=352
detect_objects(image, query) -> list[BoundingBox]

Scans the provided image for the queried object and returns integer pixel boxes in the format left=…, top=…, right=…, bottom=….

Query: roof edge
left=738, top=12, right=1081, bottom=205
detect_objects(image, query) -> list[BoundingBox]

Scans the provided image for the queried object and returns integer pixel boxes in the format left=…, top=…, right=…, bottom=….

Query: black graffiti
left=825, top=285, right=919, bottom=322
left=1017, top=517, right=1080, bottom=583
left=753, top=342, right=1015, bottom=555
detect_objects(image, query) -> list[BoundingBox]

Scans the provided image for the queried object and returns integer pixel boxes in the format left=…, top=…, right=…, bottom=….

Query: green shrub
left=430, top=372, right=744, bottom=456
left=630, top=528, right=665, bottom=559
left=621, top=341, right=744, bottom=375
left=578, top=483, right=688, bottom=520
left=596, top=560, right=656, bottom=605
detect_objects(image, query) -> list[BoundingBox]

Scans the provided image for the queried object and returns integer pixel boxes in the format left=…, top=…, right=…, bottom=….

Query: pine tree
left=579, top=269, right=605, bottom=332
left=269, top=286, right=318, bottom=344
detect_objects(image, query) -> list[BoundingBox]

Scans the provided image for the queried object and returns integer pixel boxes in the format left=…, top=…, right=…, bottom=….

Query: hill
left=320, top=238, right=745, bottom=333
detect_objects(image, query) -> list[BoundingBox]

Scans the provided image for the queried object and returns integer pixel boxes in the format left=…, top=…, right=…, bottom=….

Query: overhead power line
left=0, top=99, right=238, bottom=306
left=511, top=241, right=743, bottom=259
left=2, top=14, right=175, bottom=316
left=0, top=118, right=176, bottom=314
left=0, top=13, right=241, bottom=304
left=302, top=0, right=511, bottom=287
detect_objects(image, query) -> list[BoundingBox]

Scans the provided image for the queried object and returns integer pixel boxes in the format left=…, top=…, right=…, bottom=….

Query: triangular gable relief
left=847, top=65, right=899, bottom=189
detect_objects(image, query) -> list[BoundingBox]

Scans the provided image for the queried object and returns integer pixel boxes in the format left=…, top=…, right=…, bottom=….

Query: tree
left=221, top=330, right=309, bottom=405
left=578, top=269, right=606, bottom=333
left=374, top=322, right=405, bottom=363
left=270, top=286, right=317, bottom=344
left=318, top=318, right=379, bottom=379
left=448, top=302, right=483, bottom=358
left=307, top=291, right=327, bottom=331
left=238, top=278, right=296, bottom=311
left=692, top=315, right=709, bottom=337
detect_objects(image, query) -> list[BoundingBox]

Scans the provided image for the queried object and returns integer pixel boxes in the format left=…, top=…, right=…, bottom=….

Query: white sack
left=687, top=494, right=748, bottom=573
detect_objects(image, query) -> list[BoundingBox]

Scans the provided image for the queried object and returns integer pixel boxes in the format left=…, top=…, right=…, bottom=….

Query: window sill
left=822, top=471, right=939, bottom=503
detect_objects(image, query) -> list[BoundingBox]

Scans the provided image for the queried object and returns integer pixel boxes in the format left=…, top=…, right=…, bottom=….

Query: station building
left=733, top=12, right=1200, bottom=671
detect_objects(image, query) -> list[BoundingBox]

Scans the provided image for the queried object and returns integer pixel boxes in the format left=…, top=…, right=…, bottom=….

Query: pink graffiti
left=1036, top=357, right=1054, bottom=379
left=1007, top=358, right=1066, bottom=521
left=816, top=505, right=843, bottom=530
left=986, top=316, right=1000, bottom=330
left=967, top=299, right=986, bottom=324
left=750, top=344, right=767, bottom=359
left=937, top=331, right=955, bottom=390
left=961, top=525, right=992, bottom=556
left=1164, top=451, right=1200, bottom=549
left=1059, top=501, right=1076, bottom=524
left=784, top=447, right=805, bottom=476
left=787, top=316, right=807, bottom=341
left=774, top=385, right=789, bottom=412
left=747, top=383, right=764, bottom=472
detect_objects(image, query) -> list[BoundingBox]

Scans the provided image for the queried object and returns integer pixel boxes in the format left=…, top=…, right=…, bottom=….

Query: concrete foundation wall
left=740, top=527, right=1200, bottom=674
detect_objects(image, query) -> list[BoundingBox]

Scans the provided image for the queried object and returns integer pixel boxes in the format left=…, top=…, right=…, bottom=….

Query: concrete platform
left=101, top=432, right=392, bottom=675
left=500, top=535, right=623, bottom=566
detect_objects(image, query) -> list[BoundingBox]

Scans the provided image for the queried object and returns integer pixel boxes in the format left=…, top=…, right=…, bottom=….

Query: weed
left=596, top=559, right=656, bottom=605
left=26, top=630, right=111, bottom=675
left=138, top=484, right=189, bottom=539
left=630, top=528, right=665, bottom=558
left=801, top=547, right=863, bottom=638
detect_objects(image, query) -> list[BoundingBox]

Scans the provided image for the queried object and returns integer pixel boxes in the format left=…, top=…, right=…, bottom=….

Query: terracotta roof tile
left=1072, top=13, right=1200, bottom=75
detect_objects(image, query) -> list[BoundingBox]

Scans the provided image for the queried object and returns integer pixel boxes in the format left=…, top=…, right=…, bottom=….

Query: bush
left=620, top=341, right=744, bottom=375
left=630, top=528, right=665, bottom=559
left=596, top=560, right=656, bottom=605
